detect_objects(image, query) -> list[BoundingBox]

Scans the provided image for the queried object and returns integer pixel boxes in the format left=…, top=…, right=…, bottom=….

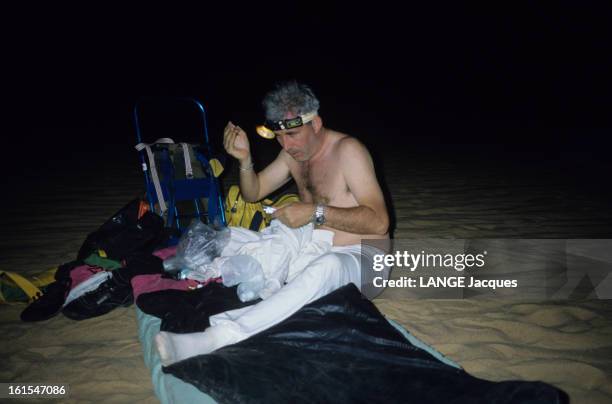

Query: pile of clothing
left=21, top=199, right=172, bottom=322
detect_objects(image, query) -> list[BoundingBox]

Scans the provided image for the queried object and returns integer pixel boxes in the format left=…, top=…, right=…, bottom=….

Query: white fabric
left=155, top=223, right=391, bottom=363
left=179, top=142, right=194, bottom=178
left=63, top=271, right=112, bottom=307
left=201, top=221, right=333, bottom=299
left=200, top=222, right=388, bottom=351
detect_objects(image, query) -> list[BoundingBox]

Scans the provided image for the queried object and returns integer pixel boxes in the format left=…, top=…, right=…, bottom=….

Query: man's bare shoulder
left=335, top=133, right=372, bottom=161
left=323, top=130, right=362, bottom=150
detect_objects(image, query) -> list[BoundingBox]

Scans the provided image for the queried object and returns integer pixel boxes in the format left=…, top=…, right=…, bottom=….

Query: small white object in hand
left=263, top=206, right=276, bottom=214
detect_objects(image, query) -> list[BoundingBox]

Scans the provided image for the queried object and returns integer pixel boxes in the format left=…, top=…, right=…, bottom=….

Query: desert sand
left=1, top=147, right=611, bottom=403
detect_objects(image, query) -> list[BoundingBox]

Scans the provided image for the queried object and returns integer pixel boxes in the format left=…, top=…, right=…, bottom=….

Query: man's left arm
left=273, top=138, right=390, bottom=233
left=322, top=138, right=389, bottom=235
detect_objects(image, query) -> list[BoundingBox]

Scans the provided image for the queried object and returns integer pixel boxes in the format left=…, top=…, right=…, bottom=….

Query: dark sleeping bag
left=163, top=284, right=567, bottom=404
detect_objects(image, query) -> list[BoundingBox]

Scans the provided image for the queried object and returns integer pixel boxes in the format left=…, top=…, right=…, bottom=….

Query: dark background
left=3, top=2, right=611, bottom=190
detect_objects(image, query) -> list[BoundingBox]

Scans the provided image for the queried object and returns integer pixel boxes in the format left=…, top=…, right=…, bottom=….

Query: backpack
left=77, top=198, right=166, bottom=261
left=224, top=185, right=299, bottom=231
left=135, top=138, right=224, bottom=226
left=0, top=269, right=56, bottom=304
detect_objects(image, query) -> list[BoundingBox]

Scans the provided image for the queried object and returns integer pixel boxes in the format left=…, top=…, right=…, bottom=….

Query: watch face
left=315, top=212, right=325, bottom=225
left=314, top=205, right=325, bottom=225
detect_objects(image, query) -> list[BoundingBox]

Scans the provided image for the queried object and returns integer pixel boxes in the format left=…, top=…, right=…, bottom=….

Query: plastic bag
left=219, top=255, right=265, bottom=302
left=237, top=279, right=265, bottom=302
left=163, top=220, right=230, bottom=275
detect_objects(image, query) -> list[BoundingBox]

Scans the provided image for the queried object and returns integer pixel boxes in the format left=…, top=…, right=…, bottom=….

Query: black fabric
left=118, top=253, right=165, bottom=282
left=20, top=260, right=81, bottom=322
left=77, top=198, right=141, bottom=260
left=78, top=203, right=167, bottom=262
left=20, top=278, right=72, bottom=322
left=137, top=283, right=259, bottom=333
left=249, top=211, right=264, bottom=231
left=99, top=212, right=165, bottom=261
left=163, top=284, right=567, bottom=404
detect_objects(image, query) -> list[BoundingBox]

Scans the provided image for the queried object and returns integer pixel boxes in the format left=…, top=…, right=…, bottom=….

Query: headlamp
left=256, top=111, right=317, bottom=139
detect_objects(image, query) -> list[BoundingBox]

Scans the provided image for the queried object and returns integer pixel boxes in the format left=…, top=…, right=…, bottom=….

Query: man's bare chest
left=292, top=162, right=346, bottom=204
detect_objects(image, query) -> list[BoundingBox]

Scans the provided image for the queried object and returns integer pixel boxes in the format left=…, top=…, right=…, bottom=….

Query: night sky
left=4, top=3, right=611, bottom=182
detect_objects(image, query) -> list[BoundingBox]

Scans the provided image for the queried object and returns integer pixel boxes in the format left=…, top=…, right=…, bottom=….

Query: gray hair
left=262, top=81, right=320, bottom=121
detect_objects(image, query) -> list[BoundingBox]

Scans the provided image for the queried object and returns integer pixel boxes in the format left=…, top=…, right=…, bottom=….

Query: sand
left=1, top=147, right=612, bottom=403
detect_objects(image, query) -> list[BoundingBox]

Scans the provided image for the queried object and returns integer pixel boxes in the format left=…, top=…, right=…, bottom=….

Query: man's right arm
left=240, top=151, right=291, bottom=202
left=223, top=121, right=292, bottom=202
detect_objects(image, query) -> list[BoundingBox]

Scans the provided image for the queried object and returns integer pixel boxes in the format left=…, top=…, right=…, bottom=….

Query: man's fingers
left=223, top=122, right=234, bottom=137
left=223, top=122, right=250, bottom=159
left=224, top=132, right=236, bottom=153
left=223, top=124, right=232, bottom=140
left=224, top=122, right=238, bottom=138
left=223, top=131, right=231, bottom=150
left=271, top=206, right=285, bottom=219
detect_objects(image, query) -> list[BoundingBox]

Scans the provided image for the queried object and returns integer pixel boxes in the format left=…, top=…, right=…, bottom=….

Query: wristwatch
left=313, top=204, right=326, bottom=225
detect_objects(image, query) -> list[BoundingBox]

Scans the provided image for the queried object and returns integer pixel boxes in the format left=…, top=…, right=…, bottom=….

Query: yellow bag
left=0, top=268, right=57, bottom=304
left=224, top=185, right=300, bottom=231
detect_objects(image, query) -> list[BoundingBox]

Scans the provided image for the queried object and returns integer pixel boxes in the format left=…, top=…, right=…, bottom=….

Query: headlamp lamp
left=256, top=111, right=317, bottom=139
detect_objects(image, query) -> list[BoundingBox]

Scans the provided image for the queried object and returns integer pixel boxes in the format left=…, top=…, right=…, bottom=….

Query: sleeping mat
left=137, top=283, right=566, bottom=403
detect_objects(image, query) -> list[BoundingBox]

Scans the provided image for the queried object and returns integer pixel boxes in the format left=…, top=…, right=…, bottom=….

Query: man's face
left=275, top=116, right=318, bottom=161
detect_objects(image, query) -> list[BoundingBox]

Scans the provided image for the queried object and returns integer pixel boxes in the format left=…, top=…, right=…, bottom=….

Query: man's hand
left=223, top=121, right=251, bottom=162
left=272, top=202, right=315, bottom=228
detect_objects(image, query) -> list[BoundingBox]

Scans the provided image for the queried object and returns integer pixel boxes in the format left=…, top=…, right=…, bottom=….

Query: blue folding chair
left=134, top=98, right=226, bottom=234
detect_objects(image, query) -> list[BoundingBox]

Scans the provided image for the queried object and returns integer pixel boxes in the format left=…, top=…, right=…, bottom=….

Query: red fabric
left=131, top=274, right=222, bottom=301
left=153, top=246, right=178, bottom=260
left=69, top=264, right=106, bottom=288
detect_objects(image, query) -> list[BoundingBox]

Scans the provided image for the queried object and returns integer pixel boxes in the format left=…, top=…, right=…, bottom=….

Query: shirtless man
left=225, top=81, right=389, bottom=245
left=155, top=82, right=390, bottom=364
